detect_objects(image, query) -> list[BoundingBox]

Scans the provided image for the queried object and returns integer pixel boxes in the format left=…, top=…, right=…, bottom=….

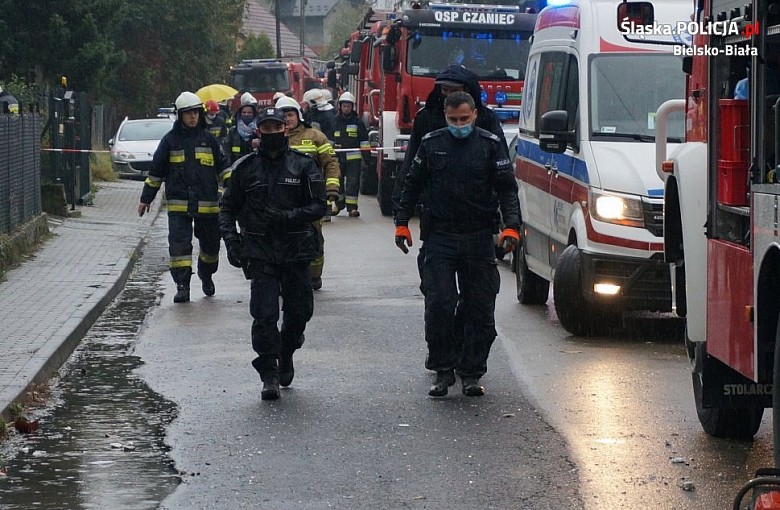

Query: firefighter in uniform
left=138, top=91, right=230, bottom=303
left=219, top=107, right=327, bottom=400
left=225, top=92, right=258, bottom=164
left=204, top=99, right=227, bottom=143
left=275, top=95, right=341, bottom=290
left=394, top=91, right=521, bottom=397
left=333, top=91, right=370, bottom=217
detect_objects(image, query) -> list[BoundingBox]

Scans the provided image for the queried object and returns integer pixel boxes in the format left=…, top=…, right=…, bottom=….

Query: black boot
left=429, top=369, right=455, bottom=397
left=201, top=273, right=215, bottom=296
left=279, top=350, right=295, bottom=387
left=261, top=377, right=280, bottom=400
left=461, top=378, right=485, bottom=397
left=173, top=284, right=190, bottom=303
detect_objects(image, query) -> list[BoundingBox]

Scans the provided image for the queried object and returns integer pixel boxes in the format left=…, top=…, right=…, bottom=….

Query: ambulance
left=513, top=0, right=692, bottom=335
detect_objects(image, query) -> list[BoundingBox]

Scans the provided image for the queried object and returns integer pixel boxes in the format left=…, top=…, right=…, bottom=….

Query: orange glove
left=498, top=227, right=520, bottom=253
left=395, top=225, right=413, bottom=254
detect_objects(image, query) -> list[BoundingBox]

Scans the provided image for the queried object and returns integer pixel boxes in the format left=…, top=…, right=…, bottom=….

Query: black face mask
left=259, top=131, right=287, bottom=152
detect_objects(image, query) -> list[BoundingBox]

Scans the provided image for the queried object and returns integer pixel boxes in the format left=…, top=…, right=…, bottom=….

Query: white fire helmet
left=174, top=91, right=203, bottom=113
left=240, top=92, right=258, bottom=107
left=275, top=95, right=303, bottom=121
left=338, top=91, right=356, bottom=104
left=302, top=88, right=323, bottom=107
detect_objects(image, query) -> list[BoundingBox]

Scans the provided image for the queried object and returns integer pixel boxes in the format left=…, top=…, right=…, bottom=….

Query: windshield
left=119, top=121, right=172, bottom=141
left=407, top=28, right=531, bottom=81
left=590, top=54, right=685, bottom=141
left=231, top=69, right=290, bottom=93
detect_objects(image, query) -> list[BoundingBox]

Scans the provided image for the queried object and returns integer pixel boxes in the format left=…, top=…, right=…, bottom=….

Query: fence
left=0, top=112, right=42, bottom=236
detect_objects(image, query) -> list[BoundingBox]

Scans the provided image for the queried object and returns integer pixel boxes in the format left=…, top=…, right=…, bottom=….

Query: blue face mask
left=447, top=123, right=473, bottom=139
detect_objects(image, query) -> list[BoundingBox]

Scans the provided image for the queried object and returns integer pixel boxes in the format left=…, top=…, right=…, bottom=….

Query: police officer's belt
left=430, top=218, right=491, bottom=234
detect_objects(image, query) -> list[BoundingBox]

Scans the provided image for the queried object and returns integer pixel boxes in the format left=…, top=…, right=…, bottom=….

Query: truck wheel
left=377, top=161, right=395, bottom=216
left=553, top=244, right=616, bottom=336
left=360, top=157, right=378, bottom=196
left=691, top=341, right=763, bottom=439
left=514, top=241, right=549, bottom=305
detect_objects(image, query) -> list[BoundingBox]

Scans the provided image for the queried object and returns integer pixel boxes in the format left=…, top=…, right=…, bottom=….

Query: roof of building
left=242, top=0, right=318, bottom=58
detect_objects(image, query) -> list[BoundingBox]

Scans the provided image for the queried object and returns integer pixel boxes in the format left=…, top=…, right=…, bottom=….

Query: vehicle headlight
left=590, top=190, right=644, bottom=228
left=112, top=150, right=135, bottom=162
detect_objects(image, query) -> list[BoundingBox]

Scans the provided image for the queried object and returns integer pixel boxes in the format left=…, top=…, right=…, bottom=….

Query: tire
left=552, top=244, right=616, bottom=336
left=360, top=157, right=378, bottom=196
left=514, top=241, right=549, bottom=305
left=691, top=341, right=764, bottom=439
left=377, top=160, right=395, bottom=217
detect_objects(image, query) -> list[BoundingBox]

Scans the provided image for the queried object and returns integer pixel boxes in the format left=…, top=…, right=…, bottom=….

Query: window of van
left=589, top=54, right=685, bottom=142
left=535, top=52, right=578, bottom=133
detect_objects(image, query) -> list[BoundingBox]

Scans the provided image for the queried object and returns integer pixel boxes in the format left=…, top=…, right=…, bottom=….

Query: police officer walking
left=275, top=95, right=341, bottom=290
left=219, top=107, right=327, bottom=400
left=394, top=91, right=520, bottom=397
left=138, top=91, right=230, bottom=303
left=333, top=91, right=370, bottom=217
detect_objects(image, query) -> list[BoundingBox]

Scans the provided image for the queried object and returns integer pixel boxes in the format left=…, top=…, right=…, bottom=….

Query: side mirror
left=682, top=55, right=692, bottom=75
left=350, top=40, right=363, bottom=64
left=382, top=44, right=398, bottom=72
left=108, top=138, right=114, bottom=147
left=538, top=110, right=575, bottom=154
left=348, top=63, right=360, bottom=76
left=617, top=1, right=655, bottom=32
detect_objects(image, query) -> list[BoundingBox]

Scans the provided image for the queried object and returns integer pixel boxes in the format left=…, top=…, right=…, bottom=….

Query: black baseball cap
left=257, top=107, right=285, bottom=125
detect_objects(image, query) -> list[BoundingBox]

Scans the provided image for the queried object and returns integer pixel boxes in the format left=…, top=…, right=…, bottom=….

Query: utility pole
left=275, top=0, right=282, bottom=58
left=299, top=0, right=307, bottom=56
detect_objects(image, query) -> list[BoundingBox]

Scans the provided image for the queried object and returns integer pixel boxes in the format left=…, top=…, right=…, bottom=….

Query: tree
left=237, top=34, right=275, bottom=62
left=0, top=0, right=246, bottom=117
left=322, top=0, right=370, bottom=61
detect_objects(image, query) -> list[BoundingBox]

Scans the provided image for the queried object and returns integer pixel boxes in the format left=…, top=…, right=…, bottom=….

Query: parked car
left=109, top=117, right=173, bottom=179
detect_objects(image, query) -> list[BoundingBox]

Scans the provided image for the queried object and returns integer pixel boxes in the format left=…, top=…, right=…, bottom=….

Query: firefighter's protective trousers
left=168, top=214, right=220, bottom=285
left=421, top=228, right=499, bottom=379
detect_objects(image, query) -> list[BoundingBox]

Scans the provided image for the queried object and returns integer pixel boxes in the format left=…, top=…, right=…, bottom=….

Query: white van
left=513, top=0, right=690, bottom=335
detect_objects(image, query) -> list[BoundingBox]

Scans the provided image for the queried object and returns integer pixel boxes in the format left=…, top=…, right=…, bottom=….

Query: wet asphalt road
left=133, top=200, right=775, bottom=509
left=133, top=207, right=583, bottom=509
left=3, top=196, right=775, bottom=509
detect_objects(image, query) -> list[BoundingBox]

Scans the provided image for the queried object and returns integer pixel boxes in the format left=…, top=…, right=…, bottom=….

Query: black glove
left=261, top=205, right=288, bottom=231
left=226, top=241, right=243, bottom=268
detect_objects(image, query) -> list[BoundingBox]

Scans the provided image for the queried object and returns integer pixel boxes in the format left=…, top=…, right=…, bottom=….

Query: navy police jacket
left=219, top=146, right=327, bottom=264
left=395, top=126, right=520, bottom=232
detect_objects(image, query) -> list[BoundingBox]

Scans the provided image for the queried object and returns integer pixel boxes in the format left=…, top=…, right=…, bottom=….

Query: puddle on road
left=0, top=233, right=179, bottom=509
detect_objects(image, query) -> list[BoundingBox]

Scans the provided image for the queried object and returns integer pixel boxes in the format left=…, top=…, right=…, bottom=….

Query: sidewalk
left=0, top=180, right=161, bottom=419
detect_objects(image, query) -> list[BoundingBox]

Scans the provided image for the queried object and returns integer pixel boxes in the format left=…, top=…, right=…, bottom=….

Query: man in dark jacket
left=220, top=107, right=327, bottom=401
left=333, top=91, right=370, bottom=217
left=392, top=64, right=506, bottom=211
left=138, top=91, right=229, bottom=303
left=394, top=91, right=520, bottom=398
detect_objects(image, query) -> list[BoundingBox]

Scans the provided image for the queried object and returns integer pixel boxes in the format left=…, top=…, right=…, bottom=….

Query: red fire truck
left=340, top=3, right=538, bottom=215
left=652, top=0, right=780, bottom=502
left=229, top=59, right=327, bottom=112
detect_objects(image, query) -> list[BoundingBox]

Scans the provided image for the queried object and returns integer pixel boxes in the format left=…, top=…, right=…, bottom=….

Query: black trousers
left=249, top=261, right=313, bottom=381
left=168, top=213, right=220, bottom=285
left=421, top=229, right=500, bottom=379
